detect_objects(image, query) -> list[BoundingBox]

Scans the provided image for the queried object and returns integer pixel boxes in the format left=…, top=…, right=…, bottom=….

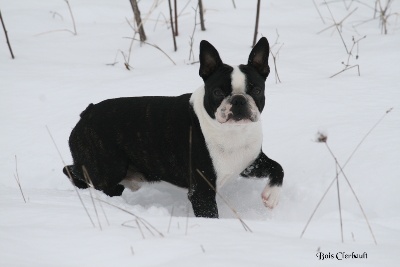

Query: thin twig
left=188, top=6, right=199, bottom=62
left=82, top=166, right=103, bottom=230
left=196, top=169, right=253, bottom=232
left=185, top=203, right=190, bottom=235
left=268, top=30, right=283, bottom=83
left=124, top=37, right=176, bottom=65
left=64, top=0, right=77, bottom=35
left=153, top=12, right=169, bottom=31
left=232, top=0, right=237, bottom=9
left=14, top=156, right=26, bottom=203
left=106, top=49, right=121, bottom=67
left=0, top=9, right=15, bottom=59
left=34, top=29, right=76, bottom=37
left=333, top=149, right=344, bottom=243
left=95, top=198, right=164, bottom=237
left=167, top=206, right=174, bottom=233
left=301, top=108, right=392, bottom=241
left=45, top=126, right=95, bottom=228
left=50, top=11, right=64, bottom=21
left=317, top=5, right=358, bottom=40
left=348, top=107, right=393, bottom=163
left=124, top=17, right=139, bottom=70
left=313, top=0, right=326, bottom=24
left=330, top=64, right=359, bottom=78
left=329, top=34, right=365, bottom=78
left=178, top=0, right=192, bottom=17
left=325, top=142, right=377, bottom=245
left=270, top=43, right=283, bottom=84
left=377, top=0, right=393, bottom=34
left=300, top=177, right=335, bottom=239
left=122, top=0, right=160, bottom=69
left=122, top=219, right=155, bottom=237
left=136, top=219, right=146, bottom=239
left=122, top=220, right=137, bottom=229
left=325, top=1, right=354, bottom=53
left=252, top=0, right=261, bottom=47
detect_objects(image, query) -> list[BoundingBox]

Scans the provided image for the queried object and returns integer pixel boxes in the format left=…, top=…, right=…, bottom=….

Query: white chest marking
left=207, top=123, right=262, bottom=189
left=190, top=85, right=263, bottom=190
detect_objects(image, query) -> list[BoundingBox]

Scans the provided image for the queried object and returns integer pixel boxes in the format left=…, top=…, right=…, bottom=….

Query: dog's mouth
left=215, top=95, right=259, bottom=124
left=216, top=109, right=258, bottom=124
left=223, top=113, right=256, bottom=124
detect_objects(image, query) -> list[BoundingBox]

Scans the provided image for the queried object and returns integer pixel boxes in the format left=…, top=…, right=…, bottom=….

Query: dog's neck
left=190, top=86, right=263, bottom=189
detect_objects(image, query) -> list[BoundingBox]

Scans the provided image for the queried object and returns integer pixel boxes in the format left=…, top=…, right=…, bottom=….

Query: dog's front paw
left=261, top=185, right=281, bottom=209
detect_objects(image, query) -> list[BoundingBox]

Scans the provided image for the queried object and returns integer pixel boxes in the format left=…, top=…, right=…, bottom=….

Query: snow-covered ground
left=1, top=0, right=400, bottom=266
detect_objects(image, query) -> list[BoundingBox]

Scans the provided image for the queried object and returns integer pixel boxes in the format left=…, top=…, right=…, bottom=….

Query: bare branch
left=198, top=0, right=206, bottom=31
left=124, top=37, right=176, bottom=65
left=174, top=0, right=178, bottom=36
left=95, top=198, right=164, bottom=238
left=14, top=156, right=26, bottom=203
left=64, top=0, right=77, bottom=35
left=168, top=0, right=177, bottom=51
left=129, top=0, right=146, bottom=41
left=324, top=142, right=377, bottom=245
left=301, top=108, right=393, bottom=243
left=188, top=5, right=199, bottom=62
left=0, top=9, right=15, bottom=59
left=252, top=0, right=261, bottom=47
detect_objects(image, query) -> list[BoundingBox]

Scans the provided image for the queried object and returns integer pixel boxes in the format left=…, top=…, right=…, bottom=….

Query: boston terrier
left=63, top=37, right=283, bottom=218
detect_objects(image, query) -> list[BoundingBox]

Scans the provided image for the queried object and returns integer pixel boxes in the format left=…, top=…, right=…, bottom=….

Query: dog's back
left=67, top=94, right=205, bottom=195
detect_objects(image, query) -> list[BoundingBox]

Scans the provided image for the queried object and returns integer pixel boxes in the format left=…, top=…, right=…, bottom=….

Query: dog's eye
left=253, top=87, right=262, bottom=95
left=213, top=88, right=224, bottom=97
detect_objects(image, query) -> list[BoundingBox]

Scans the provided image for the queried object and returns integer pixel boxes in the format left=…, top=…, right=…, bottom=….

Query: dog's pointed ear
left=248, top=37, right=270, bottom=80
left=199, top=40, right=223, bottom=81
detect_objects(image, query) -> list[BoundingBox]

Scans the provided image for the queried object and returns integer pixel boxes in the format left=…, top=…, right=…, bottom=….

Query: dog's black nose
left=231, top=95, right=247, bottom=106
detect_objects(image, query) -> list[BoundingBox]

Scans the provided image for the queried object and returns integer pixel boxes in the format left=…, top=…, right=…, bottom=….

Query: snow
left=1, top=0, right=400, bottom=266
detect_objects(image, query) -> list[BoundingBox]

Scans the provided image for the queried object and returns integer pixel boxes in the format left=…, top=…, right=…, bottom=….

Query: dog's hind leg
left=65, top=163, right=126, bottom=197
left=63, top=165, right=88, bottom=189
left=76, top=153, right=129, bottom=197
left=101, top=183, right=125, bottom=197
left=67, top=125, right=128, bottom=197
left=63, top=164, right=125, bottom=196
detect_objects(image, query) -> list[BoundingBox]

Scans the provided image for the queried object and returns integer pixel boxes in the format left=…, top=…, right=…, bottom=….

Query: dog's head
left=199, top=37, right=270, bottom=125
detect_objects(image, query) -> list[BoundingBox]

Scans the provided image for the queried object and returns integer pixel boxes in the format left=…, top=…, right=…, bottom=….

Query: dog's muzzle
left=215, top=94, right=259, bottom=124
left=229, top=95, right=251, bottom=121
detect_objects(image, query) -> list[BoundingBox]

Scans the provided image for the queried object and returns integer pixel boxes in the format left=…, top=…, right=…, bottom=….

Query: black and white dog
left=63, top=37, right=283, bottom=218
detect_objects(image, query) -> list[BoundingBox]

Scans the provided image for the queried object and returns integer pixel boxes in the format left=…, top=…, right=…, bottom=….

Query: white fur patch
left=261, top=185, right=281, bottom=209
left=215, top=100, right=233, bottom=123
left=231, top=66, right=246, bottom=94
left=190, top=85, right=263, bottom=190
left=119, top=172, right=146, bottom=192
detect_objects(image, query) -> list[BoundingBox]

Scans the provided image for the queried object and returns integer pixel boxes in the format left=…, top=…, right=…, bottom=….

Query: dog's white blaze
left=231, top=66, right=246, bottom=94
left=190, top=86, right=263, bottom=190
